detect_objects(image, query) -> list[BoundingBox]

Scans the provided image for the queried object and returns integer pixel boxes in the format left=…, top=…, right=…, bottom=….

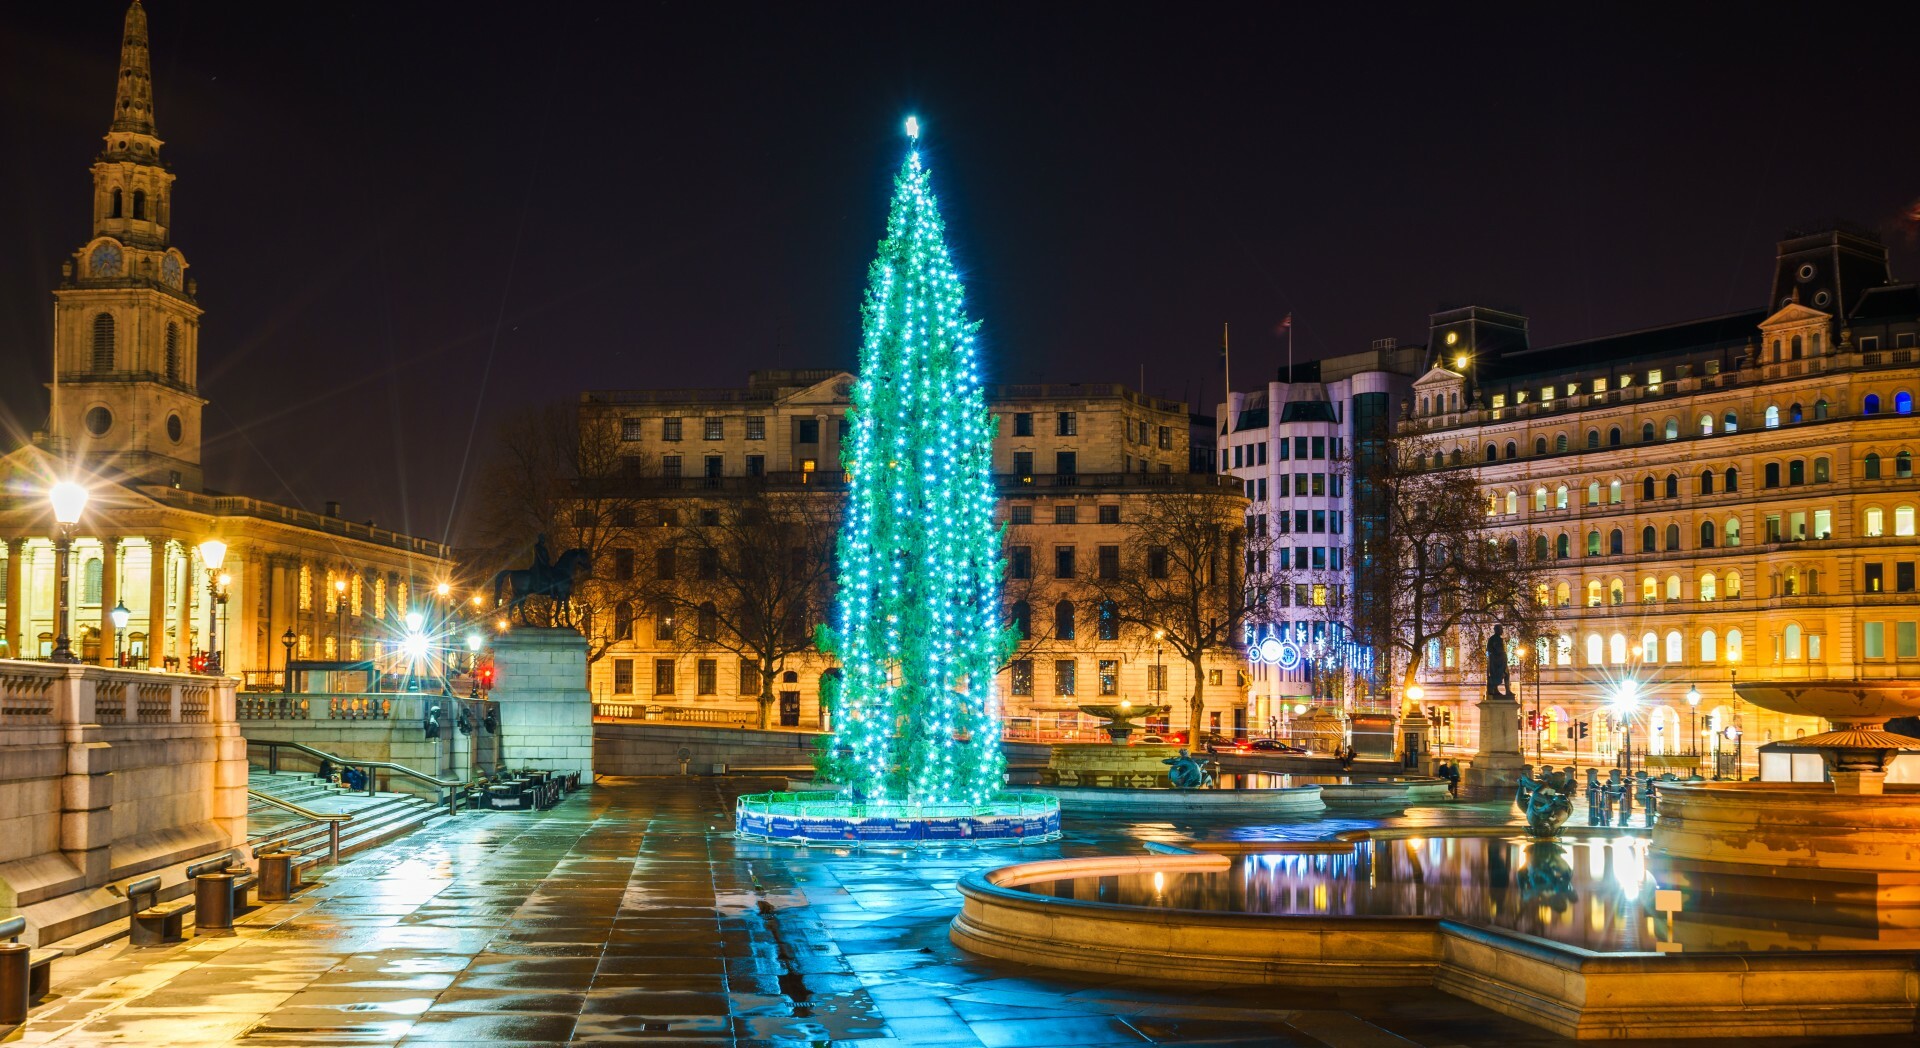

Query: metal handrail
left=248, top=738, right=464, bottom=816
left=247, top=789, right=351, bottom=863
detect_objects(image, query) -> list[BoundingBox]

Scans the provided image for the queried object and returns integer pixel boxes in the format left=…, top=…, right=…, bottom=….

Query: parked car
left=1249, top=738, right=1308, bottom=754
left=1136, top=734, right=1167, bottom=745
left=1204, top=736, right=1251, bottom=754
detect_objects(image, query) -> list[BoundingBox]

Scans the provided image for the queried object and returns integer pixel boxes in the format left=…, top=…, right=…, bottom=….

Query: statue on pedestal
left=1485, top=624, right=1513, bottom=700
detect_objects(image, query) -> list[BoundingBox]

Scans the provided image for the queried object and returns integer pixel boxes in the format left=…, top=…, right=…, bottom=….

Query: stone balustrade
left=0, top=659, right=245, bottom=945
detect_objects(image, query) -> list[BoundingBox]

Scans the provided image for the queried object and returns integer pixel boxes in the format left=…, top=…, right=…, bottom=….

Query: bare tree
left=1350, top=433, right=1550, bottom=697
left=469, top=401, right=657, bottom=663
left=657, top=489, right=839, bottom=729
left=1093, top=486, right=1260, bottom=734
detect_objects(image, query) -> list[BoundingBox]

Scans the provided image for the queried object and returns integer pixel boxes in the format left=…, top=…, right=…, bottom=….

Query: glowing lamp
left=1685, top=685, right=1701, bottom=707
left=1292, top=703, right=1308, bottom=716
left=49, top=481, right=89, bottom=525
left=197, top=539, right=228, bottom=571
left=435, top=582, right=451, bottom=597
left=1406, top=684, right=1425, bottom=703
left=1454, top=354, right=1468, bottom=369
left=109, top=600, right=130, bottom=630
left=402, top=632, right=429, bottom=660
left=405, top=611, right=425, bottom=632
left=904, top=115, right=920, bottom=139
left=465, top=634, right=483, bottom=653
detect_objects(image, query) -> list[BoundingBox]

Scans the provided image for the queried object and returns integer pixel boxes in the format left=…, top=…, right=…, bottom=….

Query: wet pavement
left=12, top=778, right=1911, bottom=1047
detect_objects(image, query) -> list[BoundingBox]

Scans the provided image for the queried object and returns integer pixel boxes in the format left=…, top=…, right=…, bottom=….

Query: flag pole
left=1223, top=322, right=1232, bottom=418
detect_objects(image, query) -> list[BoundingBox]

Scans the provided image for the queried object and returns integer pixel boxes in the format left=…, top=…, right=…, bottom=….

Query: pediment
left=1759, top=303, right=1831, bottom=330
left=777, top=372, right=856, bottom=408
left=1412, top=366, right=1466, bottom=388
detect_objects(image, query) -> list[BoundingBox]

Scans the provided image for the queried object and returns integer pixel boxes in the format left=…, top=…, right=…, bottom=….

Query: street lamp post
left=333, top=577, right=348, bottom=658
left=1685, top=684, right=1701, bottom=772
left=196, top=540, right=227, bottom=675
left=1611, top=679, right=1639, bottom=777
left=109, top=600, right=130, bottom=666
left=48, top=482, right=90, bottom=663
left=403, top=610, right=427, bottom=692
left=281, top=628, right=297, bottom=694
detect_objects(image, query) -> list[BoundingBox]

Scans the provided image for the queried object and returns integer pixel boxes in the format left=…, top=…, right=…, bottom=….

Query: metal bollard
left=257, top=851, right=297, bottom=902
left=193, top=872, right=237, bottom=934
left=0, top=941, right=30, bottom=1025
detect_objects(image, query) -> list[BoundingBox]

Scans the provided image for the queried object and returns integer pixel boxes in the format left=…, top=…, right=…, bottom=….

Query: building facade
left=1406, top=228, right=1912, bottom=761
left=0, top=2, right=451, bottom=681
left=576, top=372, right=1249, bottom=733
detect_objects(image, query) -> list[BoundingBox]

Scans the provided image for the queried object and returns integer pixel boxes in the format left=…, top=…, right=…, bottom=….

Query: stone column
left=97, top=536, right=119, bottom=666
left=56, top=664, right=114, bottom=888
left=175, top=544, right=194, bottom=666
left=207, top=674, right=248, bottom=847
left=3, top=538, right=24, bottom=658
left=146, top=537, right=170, bottom=669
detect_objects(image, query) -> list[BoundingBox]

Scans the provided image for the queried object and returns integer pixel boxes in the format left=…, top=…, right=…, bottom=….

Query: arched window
left=1450, top=448, right=1462, bottom=465
left=1555, top=434, right=1569, bottom=453
left=612, top=601, right=634, bottom=640
left=1505, top=441, right=1517, bottom=459
left=1865, top=507, right=1885, bottom=537
left=1665, top=417, right=1679, bottom=440
left=1726, top=570, right=1741, bottom=599
left=165, top=322, right=180, bottom=381
left=1784, top=624, right=1802, bottom=660
left=1586, top=580, right=1602, bottom=606
left=1506, top=537, right=1520, bottom=560
left=1700, top=630, right=1718, bottom=663
left=1725, top=518, right=1740, bottom=546
left=1699, top=413, right=1714, bottom=435
left=1608, top=426, right=1622, bottom=446
left=1900, top=452, right=1914, bottom=479
left=1790, top=335, right=1803, bottom=360
left=1609, top=480, right=1622, bottom=504
left=1771, top=339, right=1782, bottom=362
left=1724, top=411, right=1739, bottom=433
left=1583, top=481, right=1598, bottom=506
left=1665, top=631, right=1683, bottom=664
left=1898, top=391, right=1914, bottom=414
left=1534, top=437, right=1547, bottom=455
left=1641, top=421, right=1655, bottom=442
left=83, top=557, right=103, bottom=604
left=1665, top=473, right=1678, bottom=499
left=1609, top=528, right=1624, bottom=555
left=1586, top=530, right=1601, bottom=556
left=1010, top=600, right=1032, bottom=639
left=1725, top=466, right=1739, bottom=492
left=1641, top=632, right=1659, bottom=663
left=1556, top=533, right=1570, bottom=558
left=1555, top=484, right=1569, bottom=509
left=1533, top=487, right=1547, bottom=511
left=1609, top=633, right=1627, bottom=665
left=132, top=189, right=146, bottom=220
left=1098, top=600, right=1119, bottom=641
left=1486, top=444, right=1498, bottom=462
left=1665, top=523, right=1680, bottom=551
left=1700, top=573, right=1717, bottom=601
left=1699, top=469, right=1714, bottom=495
left=91, top=313, right=114, bottom=371
left=653, top=600, right=675, bottom=640
left=1583, top=429, right=1597, bottom=449
left=111, top=188, right=123, bottom=218
left=1764, top=405, right=1780, bottom=428
left=1556, top=633, right=1573, bottom=665
left=1640, top=526, right=1656, bottom=553
left=1609, top=577, right=1624, bottom=604
left=1897, top=506, right=1916, bottom=537
left=1814, top=399, right=1828, bottom=420
left=1814, top=457, right=1830, bottom=483
left=1420, top=395, right=1430, bottom=416
left=697, top=601, right=718, bottom=641
left=1865, top=394, right=1881, bottom=415
left=1726, top=629, right=1743, bottom=663
left=1054, top=600, right=1076, bottom=640
left=1556, top=582, right=1571, bottom=607
left=1790, top=403, right=1803, bottom=423
left=1534, top=535, right=1549, bottom=560
left=1505, top=490, right=1518, bottom=515
left=1699, top=521, right=1715, bottom=549
left=1765, top=462, right=1781, bottom=488
left=1666, top=575, right=1681, bottom=601
left=1865, top=453, right=1881, bottom=479
left=1641, top=476, right=1656, bottom=501
left=1641, top=577, right=1657, bottom=602
left=1586, top=633, right=1603, bottom=665
left=1788, top=460, right=1804, bottom=485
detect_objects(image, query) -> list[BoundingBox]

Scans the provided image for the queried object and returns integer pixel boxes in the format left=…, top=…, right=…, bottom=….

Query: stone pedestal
left=1398, top=709, right=1434, bottom=775
left=490, top=628, right=593, bottom=781
left=1465, top=694, right=1525, bottom=789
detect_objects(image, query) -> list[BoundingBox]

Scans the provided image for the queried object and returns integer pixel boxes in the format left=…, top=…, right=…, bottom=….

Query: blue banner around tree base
left=734, top=791, right=1062, bottom=848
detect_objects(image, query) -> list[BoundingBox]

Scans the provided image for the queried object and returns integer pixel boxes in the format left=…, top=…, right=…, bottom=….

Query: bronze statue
left=492, top=534, right=590, bottom=627
left=1485, top=624, right=1512, bottom=699
left=1162, top=749, right=1213, bottom=789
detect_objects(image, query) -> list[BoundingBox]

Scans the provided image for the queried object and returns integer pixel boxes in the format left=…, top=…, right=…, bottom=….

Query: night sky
left=3, top=2, right=1916, bottom=548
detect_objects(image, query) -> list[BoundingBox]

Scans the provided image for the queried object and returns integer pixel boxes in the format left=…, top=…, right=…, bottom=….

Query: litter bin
left=0, top=941, right=30, bottom=1025
left=194, top=871, right=237, bottom=933
left=257, top=851, right=298, bottom=902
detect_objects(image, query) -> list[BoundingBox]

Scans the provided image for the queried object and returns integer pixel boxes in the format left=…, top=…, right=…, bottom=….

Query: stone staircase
left=246, top=769, right=450, bottom=861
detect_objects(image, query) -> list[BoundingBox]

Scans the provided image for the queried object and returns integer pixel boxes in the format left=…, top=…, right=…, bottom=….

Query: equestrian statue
left=492, top=533, right=591, bottom=627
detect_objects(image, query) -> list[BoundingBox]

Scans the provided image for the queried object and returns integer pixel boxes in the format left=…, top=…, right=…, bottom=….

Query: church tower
left=49, top=0, right=205, bottom=490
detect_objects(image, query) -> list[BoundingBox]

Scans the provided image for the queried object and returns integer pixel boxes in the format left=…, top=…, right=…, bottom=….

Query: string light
left=827, top=120, right=1008, bottom=807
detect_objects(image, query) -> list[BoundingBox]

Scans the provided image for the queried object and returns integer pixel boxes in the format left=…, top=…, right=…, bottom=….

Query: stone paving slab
left=9, top=777, right=1916, bottom=1047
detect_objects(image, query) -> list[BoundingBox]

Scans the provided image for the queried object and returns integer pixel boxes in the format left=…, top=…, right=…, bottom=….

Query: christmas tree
left=829, top=118, right=1008, bottom=807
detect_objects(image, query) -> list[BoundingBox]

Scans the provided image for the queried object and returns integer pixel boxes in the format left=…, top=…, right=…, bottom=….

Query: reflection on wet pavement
left=16, top=778, right=1908, bottom=1047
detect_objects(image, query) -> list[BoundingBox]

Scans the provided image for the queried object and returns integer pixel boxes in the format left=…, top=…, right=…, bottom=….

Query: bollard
left=193, top=872, right=237, bottom=934
left=0, top=942, right=30, bottom=1025
left=257, top=851, right=297, bottom=902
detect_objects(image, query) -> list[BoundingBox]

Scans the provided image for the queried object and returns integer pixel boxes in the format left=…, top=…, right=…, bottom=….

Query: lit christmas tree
left=829, top=117, right=1008, bottom=807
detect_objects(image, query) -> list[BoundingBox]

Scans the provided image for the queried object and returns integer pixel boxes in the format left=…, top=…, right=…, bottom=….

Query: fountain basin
left=951, top=836, right=1920, bottom=1040
left=1734, top=679, right=1920, bottom=727
left=1654, top=780, right=1920, bottom=872
left=734, top=790, right=1060, bottom=847
left=1035, top=783, right=1325, bottom=817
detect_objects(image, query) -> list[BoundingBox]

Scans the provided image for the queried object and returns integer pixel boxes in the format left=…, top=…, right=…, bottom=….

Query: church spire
left=110, top=1, right=156, bottom=138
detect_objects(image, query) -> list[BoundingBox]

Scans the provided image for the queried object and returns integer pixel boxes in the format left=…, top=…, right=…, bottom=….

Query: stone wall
left=237, top=692, right=495, bottom=799
left=594, top=721, right=1051, bottom=778
left=0, top=661, right=244, bottom=945
left=492, top=628, right=593, bottom=780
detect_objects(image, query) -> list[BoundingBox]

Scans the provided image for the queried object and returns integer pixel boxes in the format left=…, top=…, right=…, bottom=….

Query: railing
left=234, top=692, right=412, bottom=721
left=997, top=471, right=1239, bottom=492
left=247, top=738, right=464, bottom=816
left=593, top=702, right=755, bottom=725
left=246, top=790, right=349, bottom=863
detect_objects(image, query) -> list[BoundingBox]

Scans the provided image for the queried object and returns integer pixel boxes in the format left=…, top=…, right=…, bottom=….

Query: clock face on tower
left=161, top=253, right=182, bottom=287
left=88, top=241, right=123, bottom=277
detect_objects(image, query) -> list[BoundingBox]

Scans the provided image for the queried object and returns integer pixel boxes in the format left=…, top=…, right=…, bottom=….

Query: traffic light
left=1577, top=720, right=1591, bottom=740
